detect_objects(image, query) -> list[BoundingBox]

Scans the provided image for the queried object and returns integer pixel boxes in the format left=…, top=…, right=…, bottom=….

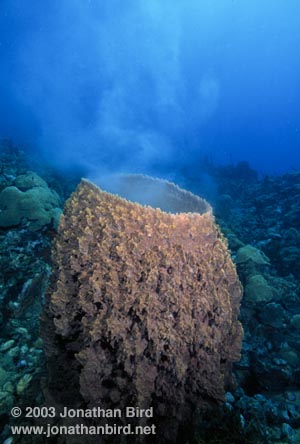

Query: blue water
left=0, top=0, right=299, bottom=176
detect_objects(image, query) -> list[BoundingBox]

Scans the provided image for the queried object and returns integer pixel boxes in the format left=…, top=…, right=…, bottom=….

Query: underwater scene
left=0, top=1, right=300, bottom=443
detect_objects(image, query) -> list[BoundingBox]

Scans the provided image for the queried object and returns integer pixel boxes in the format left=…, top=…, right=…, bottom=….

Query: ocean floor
left=1, top=141, right=300, bottom=443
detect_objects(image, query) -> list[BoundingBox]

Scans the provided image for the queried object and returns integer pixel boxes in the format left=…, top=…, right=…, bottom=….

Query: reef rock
left=236, top=245, right=271, bottom=281
left=244, top=274, right=274, bottom=303
left=0, top=172, right=61, bottom=231
left=236, top=245, right=270, bottom=267
left=42, top=177, right=243, bottom=442
left=14, top=171, right=48, bottom=191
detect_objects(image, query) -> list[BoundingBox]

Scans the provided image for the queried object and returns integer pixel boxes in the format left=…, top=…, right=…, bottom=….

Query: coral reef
left=236, top=245, right=270, bottom=268
left=0, top=145, right=64, bottom=442
left=0, top=172, right=62, bottom=231
left=1, top=141, right=300, bottom=443
left=42, top=178, right=243, bottom=442
left=244, top=274, right=274, bottom=303
left=206, top=166, right=300, bottom=443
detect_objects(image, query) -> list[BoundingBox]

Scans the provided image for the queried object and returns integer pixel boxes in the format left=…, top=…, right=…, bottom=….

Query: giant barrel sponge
left=42, top=176, right=243, bottom=442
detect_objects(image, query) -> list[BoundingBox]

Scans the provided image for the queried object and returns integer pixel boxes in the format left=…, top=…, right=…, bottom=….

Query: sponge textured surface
left=43, top=179, right=243, bottom=440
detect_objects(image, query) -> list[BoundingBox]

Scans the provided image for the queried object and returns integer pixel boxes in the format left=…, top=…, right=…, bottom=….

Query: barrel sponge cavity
left=42, top=178, right=243, bottom=441
left=95, top=173, right=211, bottom=214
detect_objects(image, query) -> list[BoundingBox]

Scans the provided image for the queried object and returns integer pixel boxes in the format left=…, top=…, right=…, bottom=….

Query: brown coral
left=42, top=177, right=243, bottom=443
